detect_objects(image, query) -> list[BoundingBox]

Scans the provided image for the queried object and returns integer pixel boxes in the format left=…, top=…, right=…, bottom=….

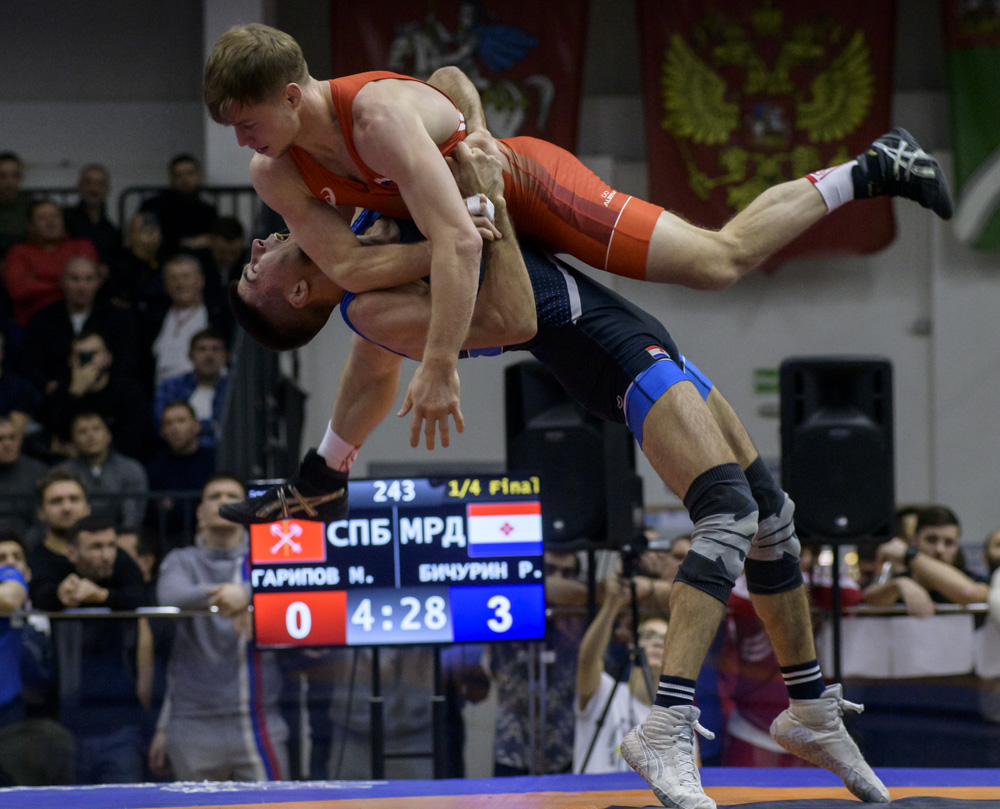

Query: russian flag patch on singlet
left=646, top=345, right=669, bottom=360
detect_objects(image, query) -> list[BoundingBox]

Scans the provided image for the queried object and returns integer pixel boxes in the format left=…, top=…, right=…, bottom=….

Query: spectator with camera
left=574, top=574, right=667, bottom=773
left=18, top=254, right=138, bottom=396
left=41, top=330, right=154, bottom=462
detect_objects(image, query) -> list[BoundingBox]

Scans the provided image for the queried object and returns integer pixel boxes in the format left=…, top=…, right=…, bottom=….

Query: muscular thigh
left=704, top=387, right=760, bottom=467
left=498, top=136, right=662, bottom=278
left=640, top=382, right=740, bottom=499
left=645, top=209, right=732, bottom=288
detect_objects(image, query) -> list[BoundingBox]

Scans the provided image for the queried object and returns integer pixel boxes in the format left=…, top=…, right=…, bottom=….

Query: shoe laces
left=654, top=711, right=715, bottom=785
left=834, top=694, right=865, bottom=718
left=874, top=136, right=936, bottom=181
left=692, top=717, right=716, bottom=742
left=266, top=484, right=320, bottom=520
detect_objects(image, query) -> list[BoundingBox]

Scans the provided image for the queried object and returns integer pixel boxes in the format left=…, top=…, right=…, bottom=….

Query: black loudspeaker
left=505, top=360, right=643, bottom=549
left=780, top=357, right=894, bottom=540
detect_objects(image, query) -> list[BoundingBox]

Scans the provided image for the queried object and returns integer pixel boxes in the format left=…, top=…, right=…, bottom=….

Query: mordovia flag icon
left=466, top=502, right=543, bottom=558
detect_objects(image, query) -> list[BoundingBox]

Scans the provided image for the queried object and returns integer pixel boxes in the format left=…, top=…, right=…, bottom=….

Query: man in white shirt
left=575, top=574, right=669, bottom=773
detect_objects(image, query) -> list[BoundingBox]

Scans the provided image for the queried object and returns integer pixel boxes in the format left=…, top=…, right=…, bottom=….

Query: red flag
left=329, top=1, right=587, bottom=149
left=636, top=1, right=897, bottom=271
left=250, top=520, right=326, bottom=564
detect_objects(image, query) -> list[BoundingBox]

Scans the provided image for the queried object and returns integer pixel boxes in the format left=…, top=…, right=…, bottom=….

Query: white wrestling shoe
left=770, top=683, right=890, bottom=803
left=620, top=704, right=716, bottom=809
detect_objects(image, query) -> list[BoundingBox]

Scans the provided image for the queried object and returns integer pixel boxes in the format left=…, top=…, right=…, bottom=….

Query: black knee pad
left=743, top=455, right=784, bottom=520
left=675, top=463, right=758, bottom=605
left=744, top=553, right=804, bottom=595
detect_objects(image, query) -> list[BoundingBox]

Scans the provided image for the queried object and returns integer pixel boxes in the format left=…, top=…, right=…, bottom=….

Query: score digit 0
left=285, top=601, right=312, bottom=640
left=254, top=591, right=347, bottom=647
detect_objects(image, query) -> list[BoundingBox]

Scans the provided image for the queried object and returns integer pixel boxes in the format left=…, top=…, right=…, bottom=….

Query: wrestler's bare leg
left=703, top=387, right=816, bottom=665
left=644, top=178, right=826, bottom=290
left=639, top=383, right=740, bottom=678
left=620, top=381, right=749, bottom=808
left=623, top=383, right=886, bottom=807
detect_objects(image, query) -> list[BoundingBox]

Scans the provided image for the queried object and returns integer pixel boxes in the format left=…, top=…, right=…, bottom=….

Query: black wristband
left=903, top=545, right=918, bottom=572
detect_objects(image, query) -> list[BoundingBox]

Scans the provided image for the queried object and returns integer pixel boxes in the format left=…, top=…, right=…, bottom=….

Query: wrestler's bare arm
left=250, top=153, right=436, bottom=293
left=428, top=65, right=488, bottom=133
left=448, top=143, right=535, bottom=347
left=348, top=144, right=536, bottom=358
left=330, top=334, right=404, bottom=446
left=353, top=80, right=483, bottom=448
left=330, top=192, right=532, bottom=446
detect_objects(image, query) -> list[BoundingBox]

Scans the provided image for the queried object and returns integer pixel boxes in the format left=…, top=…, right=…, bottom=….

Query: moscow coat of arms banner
left=329, top=0, right=588, bottom=151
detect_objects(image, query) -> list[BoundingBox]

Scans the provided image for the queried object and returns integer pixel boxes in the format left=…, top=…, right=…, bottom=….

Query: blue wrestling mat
left=3, top=769, right=999, bottom=808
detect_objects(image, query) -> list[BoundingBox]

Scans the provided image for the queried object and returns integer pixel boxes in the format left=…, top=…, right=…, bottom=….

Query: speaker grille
left=780, top=357, right=894, bottom=540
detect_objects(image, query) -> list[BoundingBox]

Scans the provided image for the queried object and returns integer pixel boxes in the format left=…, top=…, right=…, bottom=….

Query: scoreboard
left=249, top=475, right=548, bottom=648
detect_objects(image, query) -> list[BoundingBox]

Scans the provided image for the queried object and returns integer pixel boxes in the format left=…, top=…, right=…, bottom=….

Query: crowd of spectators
left=0, top=151, right=239, bottom=537
left=0, top=151, right=248, bottom=784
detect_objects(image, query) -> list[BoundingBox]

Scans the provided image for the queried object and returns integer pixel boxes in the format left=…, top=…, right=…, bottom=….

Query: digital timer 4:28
left=253, top=583, right=545, bottom=647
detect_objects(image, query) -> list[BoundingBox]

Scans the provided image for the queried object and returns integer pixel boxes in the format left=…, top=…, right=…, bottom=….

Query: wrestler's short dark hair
left=227, top=280, right=332, bottom=351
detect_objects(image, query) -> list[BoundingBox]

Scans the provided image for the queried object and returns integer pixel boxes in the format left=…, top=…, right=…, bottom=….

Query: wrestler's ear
left=287, top=279, right=310, bottom=309
left=284, top=83, right=302, bottom=109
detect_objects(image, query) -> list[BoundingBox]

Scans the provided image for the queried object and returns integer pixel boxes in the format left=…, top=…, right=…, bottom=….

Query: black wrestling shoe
left=219, top=450, right=349, bottom=525
left=852, top=127, right=953, bottom=220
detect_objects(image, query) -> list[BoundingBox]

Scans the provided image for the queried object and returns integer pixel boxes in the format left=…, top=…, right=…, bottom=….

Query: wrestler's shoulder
left=249, top=152, right=311, bottom=200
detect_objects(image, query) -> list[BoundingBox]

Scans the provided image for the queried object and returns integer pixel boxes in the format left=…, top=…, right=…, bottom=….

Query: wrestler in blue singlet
left=342, top=212, right=713, bottom=446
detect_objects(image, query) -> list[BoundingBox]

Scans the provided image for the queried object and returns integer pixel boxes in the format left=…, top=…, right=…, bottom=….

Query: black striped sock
left=653, top=675, right=697, bottom=709
left=781, top=659, right=825, bottom=700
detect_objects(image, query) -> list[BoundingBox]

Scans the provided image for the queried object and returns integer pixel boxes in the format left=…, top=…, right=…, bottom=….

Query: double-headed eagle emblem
left=660, top=8, right=874, bottom=212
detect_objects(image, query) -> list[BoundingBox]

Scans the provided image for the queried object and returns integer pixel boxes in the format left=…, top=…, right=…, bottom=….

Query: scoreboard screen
left=249, top=475, right=547, bottom=648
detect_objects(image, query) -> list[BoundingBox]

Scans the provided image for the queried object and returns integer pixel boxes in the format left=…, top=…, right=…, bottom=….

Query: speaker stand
left=826, top=542, right=843, bottom=686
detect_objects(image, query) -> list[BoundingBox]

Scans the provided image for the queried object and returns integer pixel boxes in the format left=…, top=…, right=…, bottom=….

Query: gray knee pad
left=675, top=464, right=759, bottom=604
left=748, top=494, right=800, bottom=562
left=745, top=494, right=804, bottom=594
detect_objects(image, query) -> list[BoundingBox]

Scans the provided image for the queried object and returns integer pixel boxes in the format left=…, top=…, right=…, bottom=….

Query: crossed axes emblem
left=269, top=522, right=304, bottom=555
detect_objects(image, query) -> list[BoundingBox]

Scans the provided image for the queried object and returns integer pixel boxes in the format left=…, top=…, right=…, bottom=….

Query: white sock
left=317, top=423, right=360, bottom=472
left=806, top=160, right=857, bottom=212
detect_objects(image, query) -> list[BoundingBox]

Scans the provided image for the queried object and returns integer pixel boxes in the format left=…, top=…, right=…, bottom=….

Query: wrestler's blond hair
left=204, top=24, right=309, bottom=124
